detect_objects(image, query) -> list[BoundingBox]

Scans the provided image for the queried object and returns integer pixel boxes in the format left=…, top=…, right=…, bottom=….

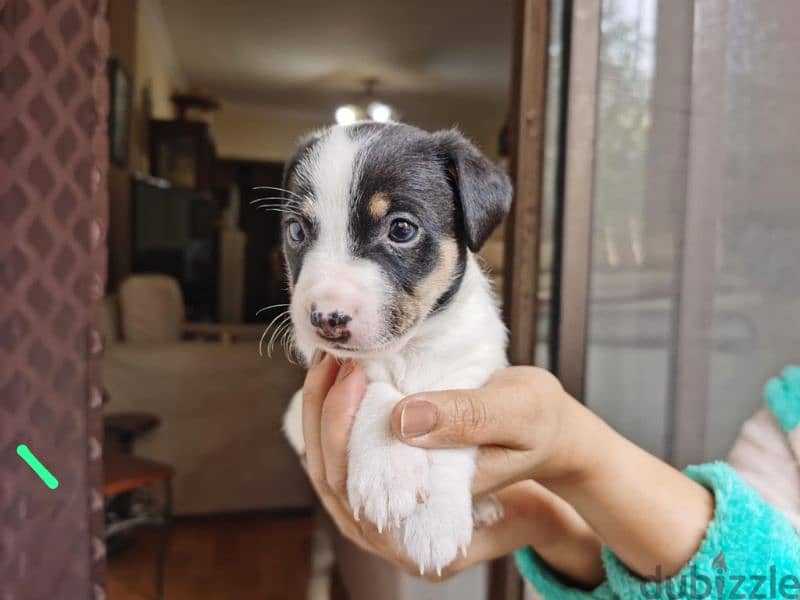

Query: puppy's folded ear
left=434, top=128, right=513, bottom=252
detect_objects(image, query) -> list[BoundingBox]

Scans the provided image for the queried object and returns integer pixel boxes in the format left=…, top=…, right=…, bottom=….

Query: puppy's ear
left=282, top=129, right=324, bottom=194
left=434, top=128, right=513, bottom=252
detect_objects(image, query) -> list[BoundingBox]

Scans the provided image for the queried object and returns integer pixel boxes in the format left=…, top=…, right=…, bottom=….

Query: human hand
left=389, top=366, right=604, bottom=494
left=389, top=365, right=714, bottom=580
left=300, top=356, right=603, bottom=584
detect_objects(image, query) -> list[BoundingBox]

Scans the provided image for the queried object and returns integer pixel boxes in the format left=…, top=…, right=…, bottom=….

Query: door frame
left=496, top=0, right=552, bottom=598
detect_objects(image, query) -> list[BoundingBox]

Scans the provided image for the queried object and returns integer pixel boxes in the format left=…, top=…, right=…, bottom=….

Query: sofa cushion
left=119, top=274, right=185, bottom=344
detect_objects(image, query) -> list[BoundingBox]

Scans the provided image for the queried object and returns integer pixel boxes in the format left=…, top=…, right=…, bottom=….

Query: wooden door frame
left=503, top=0, right=550, bottom=371
left=551, top=0, right=600, bottom=403
left=495, top=0, right=551, bottom=598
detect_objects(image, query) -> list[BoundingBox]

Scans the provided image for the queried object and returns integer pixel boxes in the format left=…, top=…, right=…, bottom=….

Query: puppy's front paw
left=347, top=443, right=430, bottom=533
left=399, top=487, right=474, bottom=575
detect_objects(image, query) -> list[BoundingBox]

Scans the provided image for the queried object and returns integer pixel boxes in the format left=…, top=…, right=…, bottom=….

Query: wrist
left=534, top=392, right=612, bottom=488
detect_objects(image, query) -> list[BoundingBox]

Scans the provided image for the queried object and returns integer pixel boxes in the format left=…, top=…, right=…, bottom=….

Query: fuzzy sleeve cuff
left=764, top=365, right=800, bottom=434
left=514, top=547, right=616, bottom=599
left=601, top=461, right=800, bottom=600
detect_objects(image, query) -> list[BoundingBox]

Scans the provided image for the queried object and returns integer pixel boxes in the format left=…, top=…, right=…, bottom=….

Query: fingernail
left=400, top=399, right=438, bottom=438
left=335, top=359, right=355, bottom=383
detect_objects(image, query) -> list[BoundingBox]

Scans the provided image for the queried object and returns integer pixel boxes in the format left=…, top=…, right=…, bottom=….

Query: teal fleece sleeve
left=515, top=547, right=616, bottom=600
left=764, top=365, right=800, bottom=433
left=515, top=462, right=800, bottom=599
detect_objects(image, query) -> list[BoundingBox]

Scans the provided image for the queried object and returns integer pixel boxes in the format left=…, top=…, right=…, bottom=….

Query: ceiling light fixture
left=334, top=78, right=396, bottom=125
left=335, top=105, right=359, bottom=126
left=366, top=101, right=392, bottom=123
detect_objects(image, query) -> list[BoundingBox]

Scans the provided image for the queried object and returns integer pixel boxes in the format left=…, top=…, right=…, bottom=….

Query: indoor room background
left=2, top=1, right=800, bottom=599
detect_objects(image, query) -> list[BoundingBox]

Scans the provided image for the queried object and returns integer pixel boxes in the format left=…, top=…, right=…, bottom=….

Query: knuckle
left=450, top=391, right=489, bottom=438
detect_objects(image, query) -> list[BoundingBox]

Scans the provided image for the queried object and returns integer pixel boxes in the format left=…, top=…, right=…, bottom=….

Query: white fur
left=283, top=125, right=508, bottom=573
left=285, top=257, right=507, bottom=572
left=295, top=126, right=357, bottom=255
left=289, top=127, right=391, bottom=352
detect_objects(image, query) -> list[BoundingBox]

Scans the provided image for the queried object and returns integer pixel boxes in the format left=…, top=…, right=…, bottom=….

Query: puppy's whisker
left=253, top=201, right=301, bottom=209
left=253, top=203, right=303, bottom=212
left=283, top=330, right=300, bottom=365
left=250, top=196, right=304, bottom=205
left=251, top=204, right=304, bottom=214
left=259, top=311, right=291, bottom=357
left=268, top=318, right=292, bottom=357
left=277, top=322, right=296, bottom=360
left=268, top=320, right=289, bottom=355
left=252, top=185, right=305, bottom=202
left=266, top=323, right=290, bottom=359
left=256, top=303, right=289, bottom=316
left=258, top=208, right=305, bottom=218
left=257, top=205, right=301, bottom=212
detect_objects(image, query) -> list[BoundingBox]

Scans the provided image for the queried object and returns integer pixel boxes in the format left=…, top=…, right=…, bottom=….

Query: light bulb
left=335, top=105, right=358, bottom=125
left=367, top=101, right=393, bottom=123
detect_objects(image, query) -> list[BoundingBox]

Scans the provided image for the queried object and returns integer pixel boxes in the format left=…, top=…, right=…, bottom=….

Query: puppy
left=280, top=122, right=511, bottom=574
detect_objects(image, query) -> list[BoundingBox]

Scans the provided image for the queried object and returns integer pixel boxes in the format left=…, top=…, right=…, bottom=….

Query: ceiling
left=161, top=0, right=514, bottom=122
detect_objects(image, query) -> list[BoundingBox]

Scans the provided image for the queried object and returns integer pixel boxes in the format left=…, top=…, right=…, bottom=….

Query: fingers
left=390, top=385, right=531, bottom=450
left=302, top=355, right=372, bottom=550
left=302, top=353, right=340, bottom=485
left=471, top=445, right=534, bottom=496
left=320, top=361, right=367, bottom=495
left=390, top=367, right=570, bottom=463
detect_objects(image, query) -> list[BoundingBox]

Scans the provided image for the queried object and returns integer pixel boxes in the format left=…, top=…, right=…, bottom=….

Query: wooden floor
left=107, top=513, right=313, bottom=600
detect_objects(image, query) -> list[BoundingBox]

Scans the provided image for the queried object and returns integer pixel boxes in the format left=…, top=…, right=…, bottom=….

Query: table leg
left=155, top=479, right=173, bottom=599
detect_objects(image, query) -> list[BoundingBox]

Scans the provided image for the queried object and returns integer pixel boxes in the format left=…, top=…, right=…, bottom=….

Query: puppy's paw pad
left=347, top=444, right=429, bottom=532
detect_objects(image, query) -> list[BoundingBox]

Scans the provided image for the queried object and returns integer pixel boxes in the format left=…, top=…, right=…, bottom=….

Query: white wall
left=210, top=102, right=328, bottom=163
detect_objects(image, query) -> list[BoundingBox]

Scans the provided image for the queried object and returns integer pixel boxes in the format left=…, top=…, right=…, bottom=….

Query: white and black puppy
left=281, top=121, right=511, bottom=574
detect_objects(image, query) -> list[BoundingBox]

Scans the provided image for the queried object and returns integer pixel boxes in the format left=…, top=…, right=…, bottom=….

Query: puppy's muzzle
left=310, top=303, right=352, bottom=342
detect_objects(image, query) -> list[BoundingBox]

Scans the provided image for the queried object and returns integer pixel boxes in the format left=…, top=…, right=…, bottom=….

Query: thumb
left=390, top=387, right=528, bottom=449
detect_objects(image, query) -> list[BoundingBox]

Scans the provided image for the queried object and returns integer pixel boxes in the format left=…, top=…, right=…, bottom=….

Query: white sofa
left=102, top=275, right=310, bottom=515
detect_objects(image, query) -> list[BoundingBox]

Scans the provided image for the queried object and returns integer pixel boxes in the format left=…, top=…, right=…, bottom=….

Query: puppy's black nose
left=309, top=304, right=352, bottom=341
left=310, top=310, right=322, bottom=327
left=309, top=310, right=351, bottom=327
left=326, top=312, right=351, bottom=328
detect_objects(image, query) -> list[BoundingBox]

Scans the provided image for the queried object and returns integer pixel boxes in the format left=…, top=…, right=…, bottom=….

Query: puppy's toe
left=398, top=487, right=474, bottom=574
left=348, top=443, right=430, bottom=532
left=472, top=495, right=504, bottom=528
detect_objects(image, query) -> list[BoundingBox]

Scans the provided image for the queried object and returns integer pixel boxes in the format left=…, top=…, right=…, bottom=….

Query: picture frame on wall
left=109, top=58, right=130, bottom=166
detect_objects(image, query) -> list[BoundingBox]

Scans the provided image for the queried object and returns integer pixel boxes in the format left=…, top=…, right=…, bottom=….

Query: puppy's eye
left=388, top=219, right=418, bottom=243
left=286, top=220, right=306, bottom=245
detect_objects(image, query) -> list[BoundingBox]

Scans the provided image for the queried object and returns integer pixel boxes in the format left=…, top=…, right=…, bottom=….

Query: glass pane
left=704, top=0, right=800, bottom=459
left=584, top=0, right=670, bottom=457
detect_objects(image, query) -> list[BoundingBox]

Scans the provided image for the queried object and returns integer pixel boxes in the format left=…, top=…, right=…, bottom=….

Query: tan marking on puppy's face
left=393, top=237, right=459, bottom=333
left=415, top=237, right=459, bottom=311
left=368, top=193, right=392, bottom=220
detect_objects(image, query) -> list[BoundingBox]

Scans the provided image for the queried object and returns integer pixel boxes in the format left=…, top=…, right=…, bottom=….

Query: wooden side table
left=104, top=453, right=174, bottom=599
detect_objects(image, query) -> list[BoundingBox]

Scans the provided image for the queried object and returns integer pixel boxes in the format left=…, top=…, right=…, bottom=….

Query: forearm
left=545, top=404, right=714, bottom=579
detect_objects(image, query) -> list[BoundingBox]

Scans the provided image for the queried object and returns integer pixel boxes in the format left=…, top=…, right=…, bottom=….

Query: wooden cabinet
left=149, top=119, right=216, bottom=190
